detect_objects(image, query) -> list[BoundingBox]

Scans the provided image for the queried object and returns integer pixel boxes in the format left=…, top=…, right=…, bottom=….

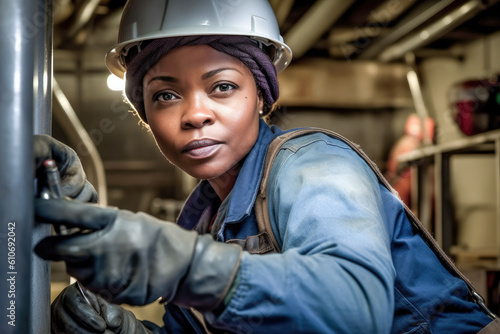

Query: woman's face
left=143, top=45, right=263, bottom=181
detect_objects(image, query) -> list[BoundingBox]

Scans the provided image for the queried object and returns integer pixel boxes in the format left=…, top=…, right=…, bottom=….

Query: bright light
left=107, top=74, right=125, bottom=91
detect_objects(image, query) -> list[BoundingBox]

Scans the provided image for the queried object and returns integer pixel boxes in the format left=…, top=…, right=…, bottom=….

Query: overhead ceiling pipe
left=358, top=0, right=456, bottom=60
left=378, top=0, right=488, bottom=62
left=284, top=0, right=355, bottom=59
left=65, top=0, right=102, bottom=40
left=53, top=0, right=73, bottom=25
left=269, top=0, right=295, bottom=27
left=367, top=0, right=418, bottom=24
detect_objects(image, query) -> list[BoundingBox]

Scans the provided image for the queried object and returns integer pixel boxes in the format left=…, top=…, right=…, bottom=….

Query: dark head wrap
left=124, top=35, right=279, bottom=123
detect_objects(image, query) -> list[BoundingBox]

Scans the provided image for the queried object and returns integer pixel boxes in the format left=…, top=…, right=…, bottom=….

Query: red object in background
left=449, top=76, right=500, bottom=136
left=385, top=114, right=435, bottom=207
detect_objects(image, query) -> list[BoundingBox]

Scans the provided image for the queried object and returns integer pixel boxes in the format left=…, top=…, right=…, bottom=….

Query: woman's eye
left=154, top=92, right=177, bottom=102
left=214, top=83, right=236, bottom=93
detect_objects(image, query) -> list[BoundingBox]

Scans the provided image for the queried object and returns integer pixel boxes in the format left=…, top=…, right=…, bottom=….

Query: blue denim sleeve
left=210, top=134, right=396, bottom=333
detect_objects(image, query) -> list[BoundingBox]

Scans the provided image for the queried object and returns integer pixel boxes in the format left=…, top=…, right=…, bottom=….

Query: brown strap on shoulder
left=225, top=232, right=276, bottom=254
left=189, top=308, right=214, bottom=334
left=254, top=129, right=371, bottom=254
left=255, top=128, right=497, bottom=320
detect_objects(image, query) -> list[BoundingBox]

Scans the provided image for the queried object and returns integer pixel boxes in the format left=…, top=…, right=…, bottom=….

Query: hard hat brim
left=105, top=30, right=292, bottom=79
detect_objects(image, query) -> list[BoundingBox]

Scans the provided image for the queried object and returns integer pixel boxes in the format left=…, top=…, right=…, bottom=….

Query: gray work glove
left=34, top=134, right=97, bottom=203
left=34, top=198, right=242, bottom=310
left=51, top=283, right=161, bottom=334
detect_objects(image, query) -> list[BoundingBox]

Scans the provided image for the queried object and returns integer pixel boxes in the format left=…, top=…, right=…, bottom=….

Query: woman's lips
left=182, top=139, right=222, bottom=159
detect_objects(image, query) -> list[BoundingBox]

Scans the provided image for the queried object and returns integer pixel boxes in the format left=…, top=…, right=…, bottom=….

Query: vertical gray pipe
left=31, top=0, right=53, bottom=333
left=0, top=0, right=37, bottom=333
left=34, top=0, right=53, bottom=135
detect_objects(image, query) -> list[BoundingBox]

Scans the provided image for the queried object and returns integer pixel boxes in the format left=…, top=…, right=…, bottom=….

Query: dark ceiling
left=54, top=0, right=500, bottom=64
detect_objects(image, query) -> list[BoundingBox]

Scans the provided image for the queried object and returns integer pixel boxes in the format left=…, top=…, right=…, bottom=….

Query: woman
left=35, top=0, right=497, bottom=333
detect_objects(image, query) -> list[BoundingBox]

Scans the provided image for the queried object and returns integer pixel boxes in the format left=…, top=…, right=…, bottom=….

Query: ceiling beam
left=358, top=0, right=456, bottom=60
left=378, top=0, right=490, bottom=62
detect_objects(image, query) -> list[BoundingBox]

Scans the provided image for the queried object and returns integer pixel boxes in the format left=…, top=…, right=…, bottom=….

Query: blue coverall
left=161, top=119, right=492, bottom=333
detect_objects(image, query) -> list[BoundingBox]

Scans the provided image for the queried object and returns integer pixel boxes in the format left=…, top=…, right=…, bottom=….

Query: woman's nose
left=181, top=95, right=215, bottom=129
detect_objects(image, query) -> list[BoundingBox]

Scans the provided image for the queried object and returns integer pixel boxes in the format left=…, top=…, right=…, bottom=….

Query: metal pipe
left=378, top=0, right=486, bottom=62
left=34, top=0, right=53, bottom=136
left=358, top=0, right=456, bottom=60
left=31, top=0, right=53, bottom=333
left=269, top=0, right=295, bottom=27
left=284, top=0, right=355, bottom=59
left=405, top=53, right=432, bottom=146
left=405, top=52, right=434, bottom=236
left=367, top=0, right=418, bottom=24
left=0, top=0, right=37, bottom=332
left=65, top=0, right=102, bottom=40
left=53, top=79, right=108, bottom=206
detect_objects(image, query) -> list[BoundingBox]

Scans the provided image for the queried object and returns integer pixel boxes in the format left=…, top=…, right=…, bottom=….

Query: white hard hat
left=105, top=0, right=293, bottom=79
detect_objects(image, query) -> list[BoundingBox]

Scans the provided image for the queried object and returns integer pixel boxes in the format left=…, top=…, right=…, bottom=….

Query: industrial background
left=1, top=0, right=500, bottom=332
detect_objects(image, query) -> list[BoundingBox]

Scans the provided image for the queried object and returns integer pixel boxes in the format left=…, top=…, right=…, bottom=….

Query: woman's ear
left=257, top=90, right=265, bottom=113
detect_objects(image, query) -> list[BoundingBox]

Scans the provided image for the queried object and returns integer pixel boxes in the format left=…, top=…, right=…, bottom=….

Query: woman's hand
left=35, top=199, right=242, bottom=310
left=51, top=283, right=160, bottom=334
left=34, top=135, right=97, bottom=202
